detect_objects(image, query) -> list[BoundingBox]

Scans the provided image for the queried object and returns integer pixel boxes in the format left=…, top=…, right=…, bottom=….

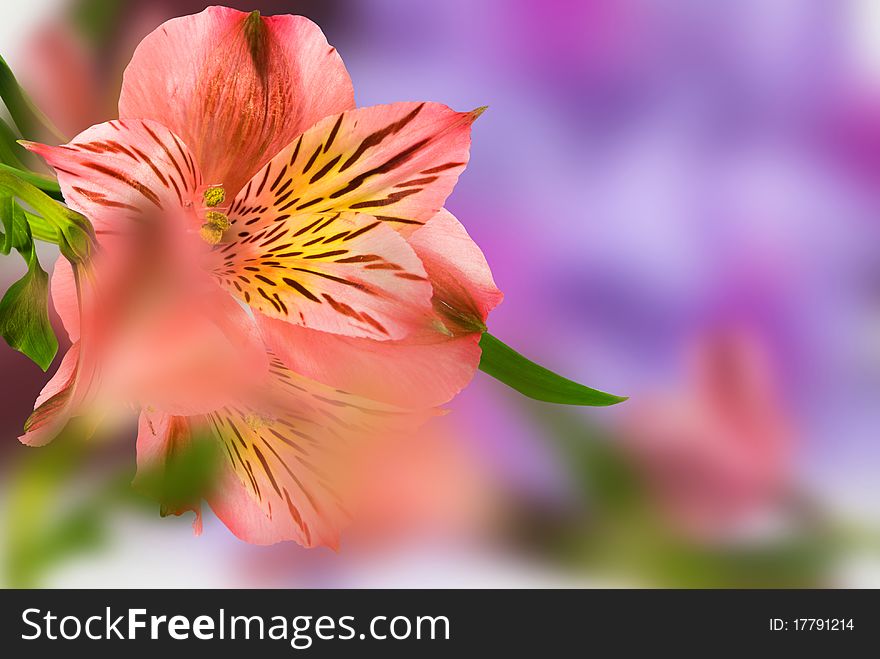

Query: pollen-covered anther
left=199, top=210, right=231, bottom=245
left=203, top=185, right=226, bottom=208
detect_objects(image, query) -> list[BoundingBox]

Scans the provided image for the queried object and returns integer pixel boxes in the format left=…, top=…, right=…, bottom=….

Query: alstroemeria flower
left=622, top=330, right=792, bottom=540
left=22, top=6, right=501, bottom=547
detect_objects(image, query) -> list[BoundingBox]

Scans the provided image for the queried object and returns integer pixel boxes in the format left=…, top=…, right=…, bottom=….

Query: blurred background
left=1, top=0, right=879, bottom=587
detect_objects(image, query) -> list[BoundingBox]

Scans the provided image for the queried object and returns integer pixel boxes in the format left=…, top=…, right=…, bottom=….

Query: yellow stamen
left=204, top=210, right=230, bottom=231
left=199, top=224, right=224, bottom=245
left=200, top=210, right=230, bottom=245
left=203, top=186, right=226, bottom=207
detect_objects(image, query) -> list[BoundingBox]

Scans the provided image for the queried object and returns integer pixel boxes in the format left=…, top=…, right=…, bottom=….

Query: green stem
left=0, top=162, right=61, bottom=194
left=0, top=168, right=92, bottom=261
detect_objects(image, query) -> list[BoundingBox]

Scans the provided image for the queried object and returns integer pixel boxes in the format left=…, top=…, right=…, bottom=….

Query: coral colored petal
left=257, top=210, right=502, bottom=407
left=50, top=256, right=80, bottom=342
left=230, top=102, right=477, bottom=237
left=100, top=285, right=269, bottom=416
left=205, top=356, right=420, bottom=548
left=118, top=6, right=354, bottom=197
left=409, top=209, right=503, bottom=331
left=215, top=210, right=433, bottom=340
left=19, top=343, right=82, bottom=446
left=259, top=317, right=483, bottom=408
left=23, top=119, right=202, bottom=234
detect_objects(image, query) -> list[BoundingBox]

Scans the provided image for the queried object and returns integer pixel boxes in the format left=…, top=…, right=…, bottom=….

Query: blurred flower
left=20, top=6, right=501, bottom=547
left=20, top=19, right=104, bottom=140
left=350, top=418, right=504, bottom=546
left=622, top=329, right=793, bottom=541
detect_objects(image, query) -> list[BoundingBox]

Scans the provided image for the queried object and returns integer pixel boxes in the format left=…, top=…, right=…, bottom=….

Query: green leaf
left=0, top=117, right=30, bottom=170
left=0, top=167, right=93, bottom=261
left=0, top=162, right=62, bottom=197
left=0, top=53, right=65, bottom=141
left=0, top=194, right=32, bottom=254
left=478, top=332, right=626, bottom=406
left=0, top=216, right=58, bottom=370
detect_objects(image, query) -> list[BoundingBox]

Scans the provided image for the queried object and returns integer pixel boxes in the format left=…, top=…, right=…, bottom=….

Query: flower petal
left=257, top=210, right=503, bottom=406
left=23, top=119, right=202, bottom=233
left=118, top=6, right=354, bottom=197
left=101, top=284, right=269, bottom=416
left=50, top=256, right=79, bottom=342
left=214, top=210, right=433, bottom=340
left=259, top=318, right=482, bottom=408
left=204, top=356, right=419, bottom=548
left=408, top=208, right=503, bottom=332
left=19, top=342, right=82, bottom=446
left=227, top=102, right=478, bottom=236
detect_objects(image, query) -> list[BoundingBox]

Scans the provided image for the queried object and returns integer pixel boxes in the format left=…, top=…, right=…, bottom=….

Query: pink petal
left=23, top=119, right=202, bottom=234
left=408, top=208, right=503, bottom=331
left=19, top=343, right=83, bottom=446
left=50, top=256, right=80, bottom=342
left=259, top=318, right=482, bottom=408
left=98, top=282, right=269, bottom=416
left=27, top=119, right=272, bottom=415
left=228, top=102, right=479, bottom=237
left=257, top=210, right=503, bottom=407
left=205, top=357, right=421, bottom=548
left=118, top=7, right=354, bottom=197
left=214, top=210, right=433, bottom=340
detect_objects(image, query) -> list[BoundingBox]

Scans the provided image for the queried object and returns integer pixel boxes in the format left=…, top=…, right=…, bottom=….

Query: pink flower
left=622, top=329, right=792, bottom=540
left=22, top=7, right=501, bottom=547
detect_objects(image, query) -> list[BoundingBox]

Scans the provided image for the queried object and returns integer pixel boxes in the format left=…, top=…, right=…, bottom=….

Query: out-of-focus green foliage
left=516, top=402, right=843, bottom=587
left=133, top=430, right=222, bottom=520
left=2, top=424, right=223, bottom=587
left=68, top=0, right=126, bottom=49
left=3, top=428, right=102, bottom=588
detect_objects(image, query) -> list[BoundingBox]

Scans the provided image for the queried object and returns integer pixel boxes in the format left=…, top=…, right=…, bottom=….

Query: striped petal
left=214, top=210, right=433, bottom=340
left=258, top=210, right=503, bottom=407
left=227, top=102, right=479, bottom=236
left=118, top=6, right=354, bottom=197
left=23, top=119, right=202, bottom=234
left=19, top=343, right=83, bottom=446
left=204, top=356, right=419, bottom=548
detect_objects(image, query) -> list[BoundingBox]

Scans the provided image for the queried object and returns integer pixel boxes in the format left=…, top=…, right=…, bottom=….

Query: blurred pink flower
left=20, top=20, right=105, bottom=139
left=622, top=329, right=793, bottom=540
left=348, top=420, right=503, bottom=547
left=21, top=6, right=501, bottom=547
